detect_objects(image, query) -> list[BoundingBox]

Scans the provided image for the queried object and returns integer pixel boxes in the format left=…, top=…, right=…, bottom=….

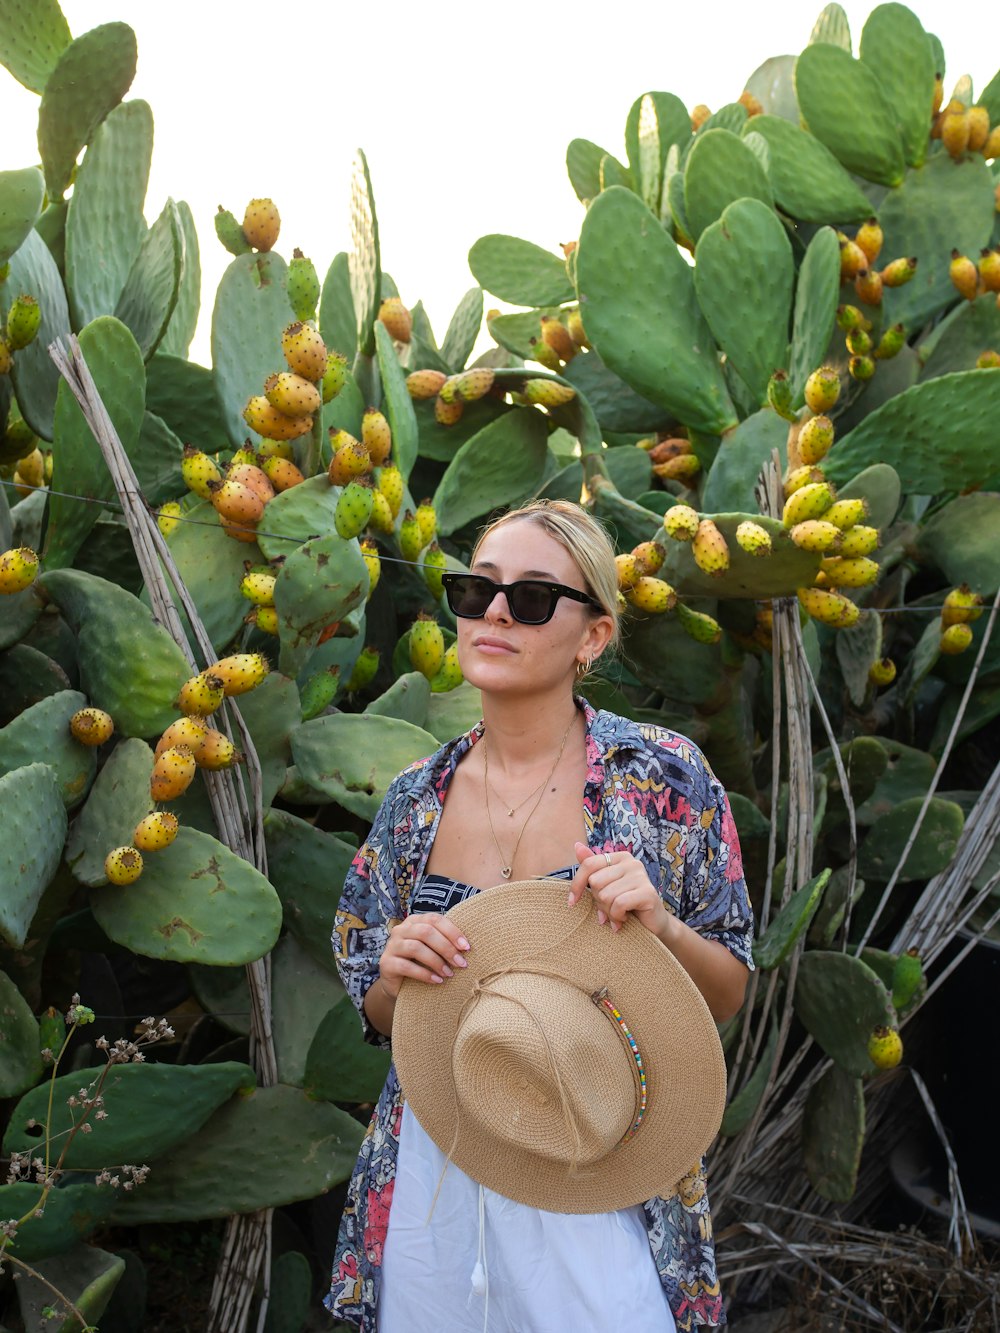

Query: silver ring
left=604, top=851, right=613, bottom=868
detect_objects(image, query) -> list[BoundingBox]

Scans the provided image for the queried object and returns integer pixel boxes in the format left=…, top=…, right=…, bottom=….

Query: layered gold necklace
left=482, top=713, right=576, bottom=880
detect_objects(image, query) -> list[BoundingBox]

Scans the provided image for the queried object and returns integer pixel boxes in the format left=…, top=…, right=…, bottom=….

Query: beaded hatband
left=590, top=986, right=647, bottom=1144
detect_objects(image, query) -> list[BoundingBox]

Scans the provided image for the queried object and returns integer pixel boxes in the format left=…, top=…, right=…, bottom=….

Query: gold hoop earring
left=576, top=655, right=594, bottom=678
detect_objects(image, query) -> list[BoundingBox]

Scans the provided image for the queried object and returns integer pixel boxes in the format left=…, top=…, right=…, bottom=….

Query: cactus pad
left=254, top=475, right=341, bottom=562
left=432, top=407, right=549, bottom=536
left=0, top=965, right=43, bottom=1095
left=273, top=533, right=368, bottom=678
left=0, top=1183, right=116, bottom=1262
left=211, top=250, right=290, bottom=448
left=793, top=42, right=904, bottom=186
left=349, top=149, right=382, bottom=357
left=16, top=1243, right=125, bottom=1331
left=304, top=994, right=391, bottom=1103
left=6, top=227, right=72, bottom=440
left=159, top=199, right=200, bottom=359
left=683, top=129, right=774, bottom=241
left=916, top=493, right=1000, bottom=593
left=263, top=809, right=356, bottom=973
left=858, top=3, right=935, bottom=169
left=161, top=502, right=261, bottom=651
left=290, top=712, right=438, bottom=821
left=0, top=0, right=71, bottom=95
left=789, top=227, right=841, bottom=405
left=441, top=287, right=484, bottom=372
left=319, top=251, right=357, bottom=365
left=375, top=321, right=419, bottom=479
left=793, top=950, right=896, bottom=1075
left=0, top=166, right=45, bottom=266
left=271, top=933, right=345, bottom=1087
left=114, top=197, right=183, bottom=360
left=0, top=691, right=95, bottom=809
left=468, top=234, right=575, bottom=306
left=803, top=1064, right=865, bottom=1201
left=741, top=116, right=871, bottom=222
left=858, top=794, right=965, bottom=881
left=752, top=868, right=831, bottom=970
left=64, top=738, right=154, bottom=886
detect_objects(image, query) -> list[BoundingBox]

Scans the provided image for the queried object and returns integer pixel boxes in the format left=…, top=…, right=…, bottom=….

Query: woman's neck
left=478, top=690, right=582, bottom=774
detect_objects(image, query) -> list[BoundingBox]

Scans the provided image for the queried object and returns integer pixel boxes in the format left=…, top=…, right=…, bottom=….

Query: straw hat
left=392, top=879, right=727, bottom=1214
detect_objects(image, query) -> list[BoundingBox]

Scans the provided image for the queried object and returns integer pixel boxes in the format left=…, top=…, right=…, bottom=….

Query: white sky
left=1, top=1, right=996, bottom=364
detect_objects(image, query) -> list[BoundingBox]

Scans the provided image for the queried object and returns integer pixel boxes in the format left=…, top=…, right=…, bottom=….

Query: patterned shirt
left=325, top=699, right=755, bottom=1330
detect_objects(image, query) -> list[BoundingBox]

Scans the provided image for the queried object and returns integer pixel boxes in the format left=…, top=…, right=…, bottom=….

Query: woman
left=325, top=499, right=754, bottom=1331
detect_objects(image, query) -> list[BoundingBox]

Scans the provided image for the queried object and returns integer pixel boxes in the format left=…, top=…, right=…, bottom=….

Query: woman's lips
left=472, top=635, right=516, bottom=654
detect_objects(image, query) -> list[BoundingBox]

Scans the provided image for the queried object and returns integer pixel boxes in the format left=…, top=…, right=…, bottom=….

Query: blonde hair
left=472, top=499, right=621, bottom=655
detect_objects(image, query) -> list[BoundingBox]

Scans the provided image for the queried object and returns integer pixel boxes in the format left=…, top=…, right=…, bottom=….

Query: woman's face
left=456, top=521, right=614, bottom=697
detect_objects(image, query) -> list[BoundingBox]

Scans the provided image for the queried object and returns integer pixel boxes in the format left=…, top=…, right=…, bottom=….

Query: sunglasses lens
left=447, top=576, right=493, bottom=617
left=508, top=583, right=554, bottom=623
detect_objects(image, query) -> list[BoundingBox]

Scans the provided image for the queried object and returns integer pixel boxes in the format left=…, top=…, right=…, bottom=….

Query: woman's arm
left=363, top=914, right=473, bottom=1037
left=655, top=911, right=749, bottom=1022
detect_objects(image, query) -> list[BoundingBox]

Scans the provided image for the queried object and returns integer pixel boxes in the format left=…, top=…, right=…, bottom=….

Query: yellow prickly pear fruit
left=345, top=645, right=380, bottom=693
left=940, top=622, right=974, bottom=654
left=181, top=445, right=222, bottom=499
left=260, top=455, right=305, bottom=492
left=539, top=316, right=576, bottom=363
left=322, top=351, right=349, bottom=404
left=782, top=481, right=834, bottom=527
left=399, top=509, right=424, bottom=563
left=209, top=479, right=265, bottom=527
left=662, top=504, right=701, bottom=542
left=854, top=217, right=883, bottom=266
left=868, top=657, right=897, bottom=687
left=422, top=543, right=446, bottom=598
left=334, top=479, right=375, bottom=540
left=676, top=601, right=722, bottom=644
left=150, top=746, right=197, bottom=801
left=226, top=440, right=254, bottom=465
left=435, top=394, right=464, bottom=425
left=867, top=1025, right=903, bottom=1070
left=281, top=322, right=327, bottom=381
left=798, top=415, right=835, bottom=465
left=803, top=366, right=840, bottom=415
left=243, top=395, right=314, bottom=441
left=652, top=453, right=702, bottom=484
left=690, top=103, right=711, bottom=130
left=567, top=308, right=589, bottom=349
left=845, top=327, right=873, bottom=357
left=983, top=125, right=1000, bottom=159
left=264, top=371, right=322, bottom=419
left=437, top=374, right=463, bottom=405
left=255, top=437, right=295, bottom=461
left=978, top=247, right=1000, bottom=293
left=406, top=369, right=447, bottom=400
left=631, top=540, right=666, bottom=577
left=838, top=235, right=868, bottom=280
left=784, top=464, right=826, bottom=497
left=368, top=487, right=396, bottom=534
left=0, top=336, right=13, bottom=376
left=361, top=408, right=393, bottom=466
left=0, top=545, right=39, bottom=594
left=523, top=378, right=577, bottom=408
left=766, top=369, right=795, bottom=420
left=789, top=520, right=843, bottom=553
left=528, top=336, right=560, bottom=371
left=377, top=463, right=404, bottom=519
left=941, top=583, right=984, bottom=626
left=195, top=728, right=243, bottom=770
left=430, top=641, right=464, bottom=693
left=738, top=89, right=763, bottom=117
left=976, top=349, right=1000, bottom=368
left=848, top=353, right=876, bottom=381
left=625, top=576, right=677, bottom=613
left=240, top=569, right=277, bottom=606
left=820, top=556, right=879, bottom=588
left=854, top=268, right=883, bottom=306
left=734, top=520, right=772, bottom=556
left=327, top=437, right=371, bottom=487
left=208, top=652, right=270, bottom=696
left=227, top=462, right=274, bottom=504
left=824, top=497, right=869, bottom=530
left=941, top=109, right=970, bottom=158
left=796, top=586, right=860, bottom=628
left=104, top=846, right=144, bottom=885
left=415, top=500, right=437, bottom=548
left=838, top=525, right=879, bottom=557
left=154, top=715, right=208, bottom=760
left=615, top=552, right=639, bottom=589
left=242, top=198, right=280, bottom=252
left=175, top=671, right=226, bottom=717
left=360, top=538, right=381, bottom=596
left=691, top=519, right=730, bottom=577
left=456, top=368, right=496, bottom=402
left=931, top=73, right=944, bottom=118
left=378, top=296, right=412, bottom=343
left=881, top=256, right=918, bottom=289
left=409, top=614, right=445, bottom=680
left=157, top=501, right=182, bottom=538
left=69, top=707, right=115, bottom=746
left=874, top=323, right=906, bottom=360
left=6, top=294, right=41, bottom=350
left=133, top=811, right=179, bottom=852
left=950, top=250, right=980, bottom=301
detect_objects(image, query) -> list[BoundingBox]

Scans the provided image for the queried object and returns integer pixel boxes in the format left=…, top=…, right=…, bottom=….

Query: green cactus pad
left=273, top=533, right=368, bottom=678
left=810, top=2, right=852, bottom=48
left=577, top=188, right=736, bottom=435
left=0, top=583, right=43, bottom=652
left=290, top=712, right=438, bottom=821
left=304, top=994, right=391, bottom=1104
left=486, top=305, right=562, bottom=360
left=742, top=116, right=871, bottom=223
left=5, top=228, right=72, bottom=440
left=0, top=691, right=95, bottom=809
left=109, top=1083, right=364, bottom=1224
left=562, top=349, right=670, bottom=434
left=623, top=613, right=726, bottom=709
left=230, top=671, right=301, bottom=810
left=366, top=671, right=432, bottom=728
left=794, top=43, right=904, bottom=186
left=254, top=475, right=339, bottom=562
left=803, top=1064, right=864, bottom=1202
left=145, top=354, right=228, bottom=453
left=89, top=826, right=281, bottom=964
left=272, top=934, right=345, bottom=1087
left=720, top=1021, right=777, bottom=1137
left=263, top=809, right=356, bottom=973
left=37, top=22, right=138, bottom=198
left=835, top=462, right=901, bottom=530
left=425, top=679, right=485, bottom=743
left=702, top=411, right=787, bottom=514
left=64, top=738, right=154, bottom=887
left=319, top=251, right=357, bottom=365
left=917, top=493, right=1000, bottom=594
left=158, top=199, right=200, bottom=359
left=879, top=153, right=995, bottom=332
left=0, top=643, right=71, bottom=721
left=440, top=287, right=483, bottom=372
left=662, top=513, right=821, bottom=598
left=789, top=227, right=842, bottom=405
left=920, top=294, right=1000, bottom=380
left=189, top=962, right=250, bottom=1035
left=0, top=1183, right=116, bottom=1262
left=375, top=321, right=419, bottom=480
left=683, top=129, right=774, bottom=241
left=825, top=371, right=1000, bottom=492
left=350, top=149, right=382, bottom=358
left=468, top=234, right=575, bottom=307
left=0, top=166, right=44, bottom=266
left=322, top=364, right=365, bottom=445
left=694, top=199, right=793, bottom=406
left=566, top=138, right=607, bottom=202
left=210, top=250, right=290, bottom=449
left=432, top=406, right=549, bottom=537
left=858, top=3, right=935, bottom=169
left=64, top=99, right=153, bottom=326
left=156, top=501, right=260, bottom=651
left=16, top=1243, right=125, bottom=1332
left=625, top=92, right=691, bottom=210
left=835, top=609, right=883, bottom=707
left=46, top=316, right=145, bottom=569
left=0, top=764, right=65, bottom=949
left=39, top=569, right=191, bottom=738
left=752, top=868, right=832, bottom=970
left=0, top=966, right=42, bottom=1096
left=858, top=794, right=964, bottom=881
left=113, top=197, right=183, bottom=360
left=0, top=0, right=71, bottom=94
left=4, top=1059, right=256, bottom=1170
left=744, top=55, right=799, bottom=122
left=793, top=950, right=896, bottom=1075
left=413, top=395, right=509, bottom=463
left=263, top=1251, right=312, bottom=1333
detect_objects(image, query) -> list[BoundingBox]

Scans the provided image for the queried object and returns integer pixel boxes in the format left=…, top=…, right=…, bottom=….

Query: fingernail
left=597, top=910, right=606, bottom=925
left=567, top=891, right=574, bottom=906
left=430, top=975, right=444, bottom=983
left=453, top=954, right=468, bottom=968
left=442, top=966, right=454, bottom=977
left=457, top=936, right=470, bottom=950
left=611, top=922, right=621, bottom=934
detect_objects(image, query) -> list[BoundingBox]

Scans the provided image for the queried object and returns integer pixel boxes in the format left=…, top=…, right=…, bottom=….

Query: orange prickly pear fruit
left=836, top=304, right=870, bottom=333
left=941, top=108, right=971, bottom=158
left=528, top=336, right=561, bottom=371
left=648, top=436, right=693, bottom=465
left=208, top=653, right=270, bottom=695
left=976, top=349, right=1000, bottom=368
left=415, top=500, right=436, bottom=548
left=220, top=516, right=260, bottom=544
left=435, top=393, right=464, bottom=425
left=766, top=369, right=795, bottom=420
left=281, top=322, right=327, bottom=381
left=406, top=369, right=448, bottom=400
left=327, top=437, right=371, bottom=487
left=798, top=415, right=835, bottom=465
left=0, top=545, right=39, bottom=594
left=978, top=247, right=1000, bottom=293
left=662, top=504, right=700, bottom=542
left=133, top=811, right=179, bottom=852
left=456, top=368, right=496, bottom=402
left=567, top=308, right=589, bottom=349
left=540, top=316, right=576, bottom=363
left=409, top=613, right=445, bottom=680
left=691, top=519, right=730, bottom=577
left=175, top=671, right=226, bottom=717
left=874, top=323, right=906, bottom=360
left=782, top=481, right=834, bottom=527
left=690, top=103, right=711, bottom=129
left=940, top=622, right=973, bottom=654
left=360, top=538, right=381, bottom=595
left=378, top=296, right=412, bottom=343
left=422, top=543, right=446, bottom=599
left=104, top=846, right=144, bottom=885
left=867, top=1025, right=903, bottom=1070
left=6, top=294, right=41, bottom=350
left=430, top=641, right=464, bottom=693
left=838, top=525, right=879, bottom=557
left=150, top=745, right=198, bottom=801
left=625, top=576, right=677, bottom=613
left=854, top=218, right=883, bottom=266
left=260, top=455, right=305, bottom=491
left=69, top=707, right=115, bottom=745
left=966, top=105, right=990, bottom=152
left=209, top=479, right=265, bottom=527
left=287, top=248, right=320, bottom=323
left=321, top=351, right=349, bottom=404
left=797, top=586, right=860, bottom=628
left=631, top=540, right=666, bottom=577
left=155, top=715, right=208, bottom=760
left=240, top=569, right=277, bottom=606
left=848, top=353, right=876, bottom=381
left=824, top=497, right=868, bottom=529
left=376, top=463, right=404, bottom=518
left=157, top=501, right=182, bottom=539
left=195, top=728, right=243, bottom=770
left=983, top=125, right=1000, bottom=159
left=399, top=509, right=424, bottom=564
left=334, top=478, right=375, bottom=540
left=881, top=256, right=918, bottom=288
left=361, top=408, right=392, bottom=465
left=181, top=445, right=222, bottom=500
left=819, top=556, right=879, bottom=588
left=734, top=520, right=772, bottom=556
left=242, top=198, right=280, bottom=252
left=345, top=645, right=380, bottom=693
left=243, top=395, right=314, bottom=441
left=931, top=73, right=944, bottom=118
left=854, top=268, right=883, bottom=306
left=615, top=552, right=640, bottom=589
left=941, top=583, right=984, bottom=626
left=838, top=235, right=868, bottom=280
left=868, top=657, right=897, bottom=687
left=653, top=454, right=702, bottom=484
left=789, top=520, right=843, bottom=553
left=738, top=89, right=763, bottom=117
left=845, top=327, right=873, bottom=357
left=676, top=601, right=722, bottom=644
left=950, top=250, right=980, bottom=300
left=368, top=487, right=396, bottom=534
left=227, top=462, right=274, bottom=504
left=214, top=205, right=251, bottom=256
left=803, top=366, right=840, bottom=414
left=784, top=464, right=826, bottom=497
left=264, top=371, right=322, bottom=419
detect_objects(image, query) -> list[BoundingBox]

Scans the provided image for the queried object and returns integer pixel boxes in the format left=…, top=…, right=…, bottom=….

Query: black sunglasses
left=441, top=572, right=603, bottom=625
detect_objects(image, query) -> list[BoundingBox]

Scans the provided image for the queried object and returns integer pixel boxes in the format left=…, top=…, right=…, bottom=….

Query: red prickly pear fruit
left=976, top=348, right=1000, bottom=368
left=368, top=487, right=396, bottom=534
left=676, top=601, right=722, bottom=644
left=195, top=728, right=243, bottom=770
left=69, top=707, right=114, bottom=746
left=838, top=525, right=879, bottom=557
left=615, top=552, right=639, bottom=589
left=849, top=353, right=876, bottom=381
left=523, top=378, right=577, bottom=408
left=796, top=586, right=860, bottom=629
left=854, top=218, right=883, bottom=266
left=322, top=351, right=349, bottom=404
left=874, top=324, right=906, bottom=360
left=327, top=438, right=371, bottom=487
left=406, top=369, right=448, bottom=400
left=941, top=584, right=984, bottom=627
left=345, top=645, right=380, bottom=693
left=691, top=519, right=730, bottom=577
left=181, top=445, right=222, bottom=500
left=567, top=309, right=589, bottom=349
left=155, top=715, right=208, bottom=760
left=133, top=812, right=179, bottom=852
left=690, top=104, right=711, bottom=130
left=854, top=268, right=883, bottom=306
left=287, top=248, right=320, bottom=323
left=214, top=206, right=251, bottom=256
left=207, top=653, right=271, bottom=696
left=967, top=106, right=991, bottom=152
left=950, top=250, right=980, bottom=301
left=539, top=316, right=576, bottom=363
left=208, top=479, right=265, bottom=527
left=435, top=394, right=464, bottom=425
left=227, top=462, right=274, bottom=504
left=415, top=500, right=436, bottom=548
left=243, top=394, right=314, bottom=441
left=941, top=109, right=970, bottom=158
left=242, top=198, right=280, bottom=252
left=803, top=366, right=841, bottom=414
left=399, top=509, right=424, bottom=563
left=940, top=622, right=973, bottom=654
left=104, top=846, right=144, bottom=885
left=0, top=544, right=39, bottom=594
left=376, top=464, right=404, bottom=519
left=240, top=569, right=277, bottom=606
left=880, top=256, right=917, bottom=288
left=798, top=415, right=835, bottom=465
left=361, top=408, right=392, bottom=465
left=734, top=521, right=772, bottom=556
left=175, top=671, right=226, bottom=717
left=625, top=576, right=677, bottom=614
left=264, top=371, right=322, bottom=419
left=631, top=540, right=666, bottom=577
left=845, top=327, right=873, bottom=356
left=422, top=543, right=446, bottom=599
left=6, top=294, right=41, bottom=350
left=838, top=234, right=868, bottom=280
left=978, top=247, right=1000, bottom=293
left=528, top=336, right=560, bottom=371
left=867, top=1025, right=903, bottom=1069
left=360, top=539, right=381, bottom=595
left=378, top=297, right=412, bottom=343
left=150, top=745, right=197, bottom=801
left=662, top=504, right=700, bottom=542
left=766, top=369, right=795, bottom=420
left=430, top=641, right=464, bottom=693
left=456, top=369, right=495, bottom=402
left=260, top=455, right=305, bottom=491
left=738, top=89, right=763, bottom=117
left=868, top=657, right=897, bottom=687
left=281, top=322, right=327, bottom=381
left=335, top=479, right=375, bottom=540
left=409, top=613, right=445, bottom=680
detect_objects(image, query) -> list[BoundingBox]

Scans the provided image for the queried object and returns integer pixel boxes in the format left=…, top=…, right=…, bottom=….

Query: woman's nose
left=483, top=588, right=513, bottom=622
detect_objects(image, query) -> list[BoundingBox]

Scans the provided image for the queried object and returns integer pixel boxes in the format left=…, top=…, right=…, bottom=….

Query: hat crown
left=452, top=972, right=637, bottom=1169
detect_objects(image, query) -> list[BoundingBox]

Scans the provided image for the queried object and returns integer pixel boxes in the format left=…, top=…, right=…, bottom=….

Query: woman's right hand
left=378, top=913, right=471, bottom=998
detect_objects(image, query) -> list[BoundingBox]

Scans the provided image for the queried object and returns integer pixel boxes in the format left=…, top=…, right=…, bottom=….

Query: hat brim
left=392, top=880, right=727, bottom=1214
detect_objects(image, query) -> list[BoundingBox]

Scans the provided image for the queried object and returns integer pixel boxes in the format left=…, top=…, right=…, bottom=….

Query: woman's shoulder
left=589, top=706, right=723, bottom=796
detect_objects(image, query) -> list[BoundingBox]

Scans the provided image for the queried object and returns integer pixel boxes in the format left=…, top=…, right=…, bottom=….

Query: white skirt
left=378, top=1104, right=677, bottom=1333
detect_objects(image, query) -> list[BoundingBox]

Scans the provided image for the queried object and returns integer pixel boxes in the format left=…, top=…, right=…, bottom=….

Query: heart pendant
left=501, top=866, right=512, bottom=879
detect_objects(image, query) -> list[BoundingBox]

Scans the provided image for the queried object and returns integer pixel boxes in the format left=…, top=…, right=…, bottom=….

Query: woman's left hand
left=569, top=841, right=669, bottom=938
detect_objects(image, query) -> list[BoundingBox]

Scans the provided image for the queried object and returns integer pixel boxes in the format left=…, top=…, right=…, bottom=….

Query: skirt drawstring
left=470, top=1182, right=489, bottom=1331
